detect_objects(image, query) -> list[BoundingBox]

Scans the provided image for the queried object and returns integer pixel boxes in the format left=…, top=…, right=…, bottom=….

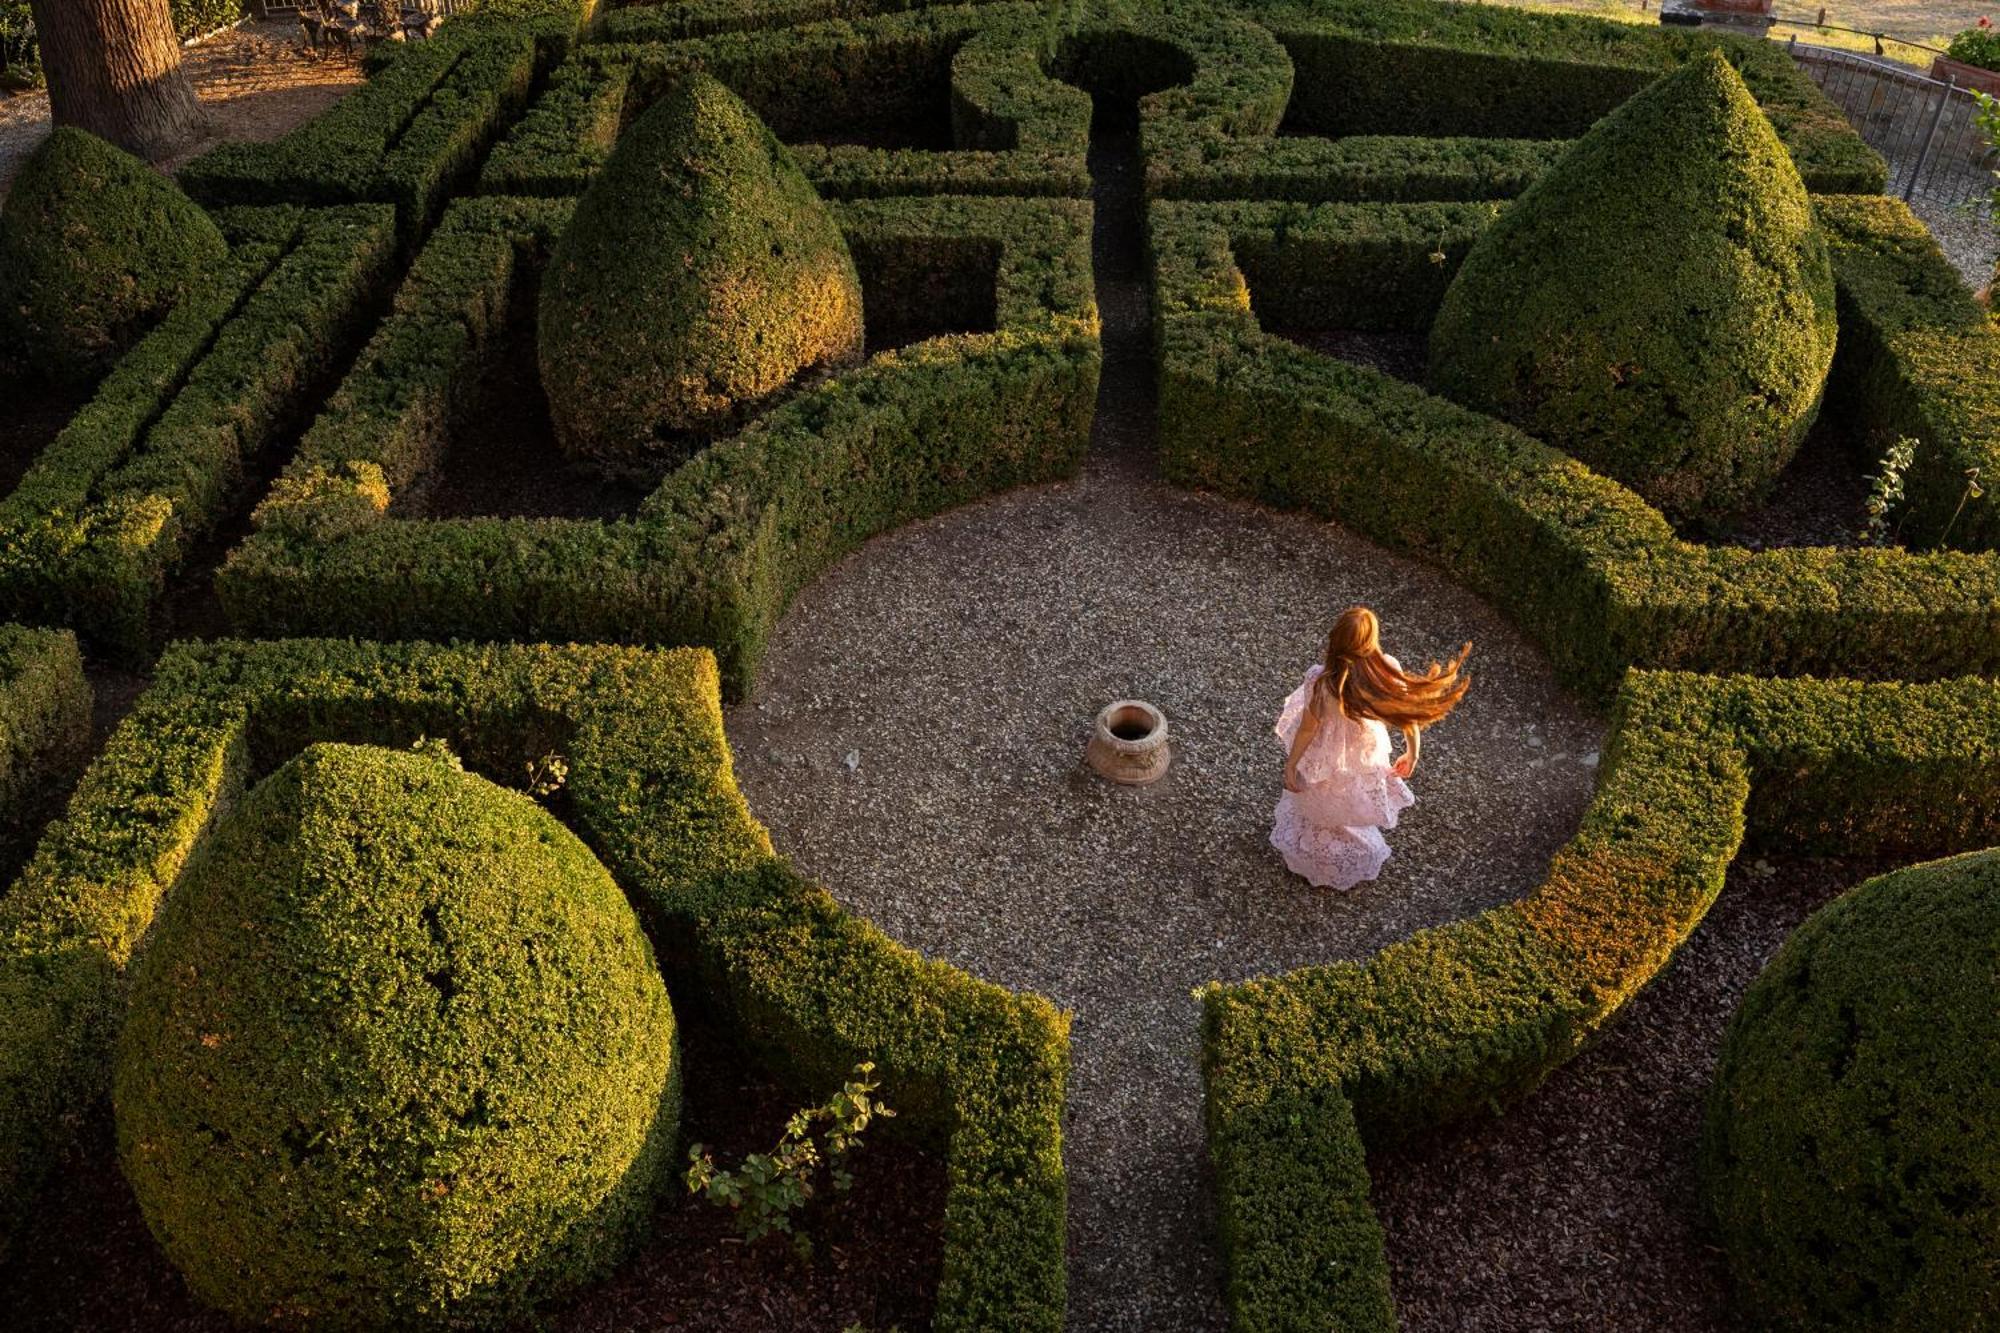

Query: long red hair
left=1311, top=607, right=1471, bottom=728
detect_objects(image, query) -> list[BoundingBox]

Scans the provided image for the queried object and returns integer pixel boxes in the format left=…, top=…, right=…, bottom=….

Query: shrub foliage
left=114, top=742, right=680, bottom=1328
left=0, top=128, right=228, bottom=382
left=1427, top=52, right=1838, bottom=527
left=538, top=71, right=864, bottom=471
left=1701, top=849, right=2000, bottom=1331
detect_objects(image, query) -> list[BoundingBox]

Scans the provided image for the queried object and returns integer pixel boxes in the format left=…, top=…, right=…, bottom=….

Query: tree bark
left=28, top=0, right=205, bottom=162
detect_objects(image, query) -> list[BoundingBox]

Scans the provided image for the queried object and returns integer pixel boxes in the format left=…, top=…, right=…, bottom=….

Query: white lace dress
left=1270, top=663, right=1415, bottom=889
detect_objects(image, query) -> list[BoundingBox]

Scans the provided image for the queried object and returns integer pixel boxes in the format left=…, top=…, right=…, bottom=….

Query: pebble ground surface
left=723, top=124, right=1606, bottom=1332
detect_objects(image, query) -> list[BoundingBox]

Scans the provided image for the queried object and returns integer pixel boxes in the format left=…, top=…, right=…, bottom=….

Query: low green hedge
left=0, top=205, right=398, bottom=661
left=1231, top=0, right=1882, bottom=195
left=1815, top=194, right=2000, bottom=551
left=1154, top=196, right=2000, bottom=699
left=217, top=192, right=1097, bottom=697
left=0, top=637, right=1070, bottom=1329
left=495, top=0, right=1872, bottom=207
left=0, top=626, right=88, bottom=883
left=486, top=3, right=1094, bottom=200
left=1202, top=670, right=2000, bottom=1332
left=179, top=27, right=541, bottom=244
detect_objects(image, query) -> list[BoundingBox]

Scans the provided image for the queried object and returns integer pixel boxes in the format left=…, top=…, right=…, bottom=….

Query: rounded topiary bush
left=1426, top=51, right=1838, bottom=528
left=538, top=72, right=865, bottom=472
left=115, top=742, right=680, bottom=1329
left=0, top=126, right=228, bottom=382
left=1700, top=849, right=2000, bottom=1331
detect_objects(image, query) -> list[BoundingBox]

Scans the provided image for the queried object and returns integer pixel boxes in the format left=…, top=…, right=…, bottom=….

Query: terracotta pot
left=1933, top=54, right=2000, bottom=98
left=1086, top=700, right=1171, bottom=786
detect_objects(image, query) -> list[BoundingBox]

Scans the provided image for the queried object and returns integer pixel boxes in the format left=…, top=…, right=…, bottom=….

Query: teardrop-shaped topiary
left=115, top=742, right=680, bottom=1329
left=0, top=127, right=228, bottom=382
left=1426, top=51, right=1837, bottom=527
left=1700, top=849, right=2000, bottom=1330
left=538, top=73, right=865, bottom=472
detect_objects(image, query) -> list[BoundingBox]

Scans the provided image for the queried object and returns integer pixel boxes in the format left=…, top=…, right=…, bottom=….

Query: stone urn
left=1086, top=700, right=1171, bottom=786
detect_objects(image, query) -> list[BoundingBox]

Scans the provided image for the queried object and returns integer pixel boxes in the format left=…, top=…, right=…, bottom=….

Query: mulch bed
left=0, top=1017, right=946, bottom=1332
left=1705, top=418, right=1870, bottom=550
left=1262, top=326, right=1429, bottom=383
left=1372, top=853, right=1896, bottom=1333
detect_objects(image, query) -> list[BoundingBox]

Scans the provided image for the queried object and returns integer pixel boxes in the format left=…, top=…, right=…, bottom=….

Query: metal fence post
left=1905, top=73, right=1955, bottom=202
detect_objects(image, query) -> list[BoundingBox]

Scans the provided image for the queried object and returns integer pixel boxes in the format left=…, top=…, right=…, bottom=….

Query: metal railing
left=1790, top=40, right=1995, bottom=210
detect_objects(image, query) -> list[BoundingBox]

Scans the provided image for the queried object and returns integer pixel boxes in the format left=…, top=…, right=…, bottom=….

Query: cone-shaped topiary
left=115, top=742, right=680, bottom=1329
left=538, top=72, right=865, bottom=473
left=0, top=127, right=228, bottom=382
left=1700, top=849, right=2000, bottom=1330
left=1426, top=51, right=1837, bottom=527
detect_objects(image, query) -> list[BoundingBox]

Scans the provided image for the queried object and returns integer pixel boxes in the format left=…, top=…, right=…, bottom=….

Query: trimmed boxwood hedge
left=0, top=128, right=229, bottom=383
left=538, top=71, right=865, bottom=469
left=1225, top=0, right=1883, bottom=197
left=217, top=192, right=1097, bottom=697
left=116, top=740, right=681, bottom=1327
left=490, top=0, right=1873, bottom=207
left=0, top=638, right=1070, bottom=1328
left=1202, top=670, right=2000, bottom=1332
left=1815, top=194, right=2000, bottom=551
left=1427, top=52, right=1839, bottom=528
left=1701, top=848, right=2000, bottom=1332
left=0, top=204, right=398, bottom=660
left=178, top=26, right=542, bottom=244
left=0, top=625, right=88, bottom=882
left=1154, top=195, right=2000, bottom=699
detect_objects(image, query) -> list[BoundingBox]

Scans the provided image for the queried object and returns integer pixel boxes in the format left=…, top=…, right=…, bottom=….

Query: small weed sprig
left=1940, top=467, right=1988, bottom=548
left=686, top=1062, right=894, bottom=1259
left=1862, top=435, right=1918, bottom=546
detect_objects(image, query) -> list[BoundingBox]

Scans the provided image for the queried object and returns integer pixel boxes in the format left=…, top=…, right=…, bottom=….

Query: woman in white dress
left=1273, top=606, right=1471, bottom=889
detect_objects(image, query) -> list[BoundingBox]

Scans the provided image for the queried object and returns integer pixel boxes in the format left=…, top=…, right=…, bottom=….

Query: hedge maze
left=0, top=0, right=1993, bottom=1326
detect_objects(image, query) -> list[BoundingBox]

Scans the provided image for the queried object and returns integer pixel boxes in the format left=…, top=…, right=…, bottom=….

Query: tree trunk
left=28, top=0, right=205, bottom=162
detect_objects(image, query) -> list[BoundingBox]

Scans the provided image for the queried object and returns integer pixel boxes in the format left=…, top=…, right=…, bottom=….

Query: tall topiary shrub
left=1427, top=51, right=1837, bottom=528
left=538, top=71, right=864, bottom=474
left=1701, top=849, right=2000, bottom=1330
left=0, top=126, right=228, bottom=381
left=114, top=742, right=681, bottom=1329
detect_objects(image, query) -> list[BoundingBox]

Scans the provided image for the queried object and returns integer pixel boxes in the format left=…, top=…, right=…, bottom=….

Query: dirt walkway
left=0, top=19, right=361, bottom=203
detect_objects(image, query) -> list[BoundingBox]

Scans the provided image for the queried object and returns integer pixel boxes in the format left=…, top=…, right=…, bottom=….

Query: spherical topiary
left=538, top=72, right=865, bottom=473
left=0, top=127, right=228, bottom=382
left=115, top=742, right=679, bottom=1329
left=1700, top=849, right=2000, bottom=1331
left=1426, top=51, right=1838, bottom=528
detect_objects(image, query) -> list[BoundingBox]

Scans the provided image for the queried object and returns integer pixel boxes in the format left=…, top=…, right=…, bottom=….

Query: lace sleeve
left=1274, top=665, right=1324, bottom=749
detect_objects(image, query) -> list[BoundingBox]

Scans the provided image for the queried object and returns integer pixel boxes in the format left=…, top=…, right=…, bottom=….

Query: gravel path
left=722, top=124, right=1605, bottom=1332
left=0, top=20, right=360, bottom=203
left=1906, top=194, right=1994, bottom=293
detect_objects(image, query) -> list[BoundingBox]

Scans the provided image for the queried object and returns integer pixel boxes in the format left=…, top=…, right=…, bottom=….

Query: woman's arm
left=1284, top=698, right=1321, bottom=791
left=1393, top=724, right=1421, bottom=779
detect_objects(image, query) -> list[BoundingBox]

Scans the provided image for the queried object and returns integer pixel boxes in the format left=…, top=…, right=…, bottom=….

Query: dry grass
left=1472, top=0, right=1988, bottom=65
